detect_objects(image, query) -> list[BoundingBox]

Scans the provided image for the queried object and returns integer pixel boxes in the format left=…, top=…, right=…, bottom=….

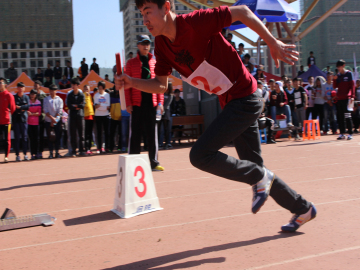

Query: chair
left=303, top=120, right=321, bottom=140
left=259, top=128, right=267, bottom=143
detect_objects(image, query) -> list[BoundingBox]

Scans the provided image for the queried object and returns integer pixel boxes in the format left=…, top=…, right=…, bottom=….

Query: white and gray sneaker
left=337, top=134, right=346, bottom=140
left=287, top=122, right=294, bottom=127
left=252, top=168, right=275, bottom=214
left=281, top=203, right=317, bottom=232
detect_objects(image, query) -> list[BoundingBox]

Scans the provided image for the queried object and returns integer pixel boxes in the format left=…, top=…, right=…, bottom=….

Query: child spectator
left=13, top=82, right=30, bottom=161
left=257, top=80, right=276, bottom=144
left=59, top=75, right=71, bottom=89
left=312, top=76, right=326, bottom=132
left=34, top=80, right=47, bottom=159
left=94, top=81, right=110, bottom=154
left=43, top=84, right=63, bottom=158
left=333, top=59, right=355, bottom=140
left=158, top=82, right=174, bottom=149
left=293, top=78, right=308, bottom=139
left=305, top=76, right=315, bottom=120
left=171, top=89, right=186, bottom=144
left=27, top=89, right=42, bottom=160
left=67, top=78, right=85, bottom=156
left=109, top=86, right=122, bottom=152
left=284, top=79, right=300, bottom=140
left=270, top=81, right=293, bottom=128
left=0, top=77, right=16, bottom=163
left=353, top=79, right=360, bottom=133
left=322, top=72, right=337, bottom=134
left=83, top=85, right=95, bottom=154
left=44, top=76, right=52, bottom=88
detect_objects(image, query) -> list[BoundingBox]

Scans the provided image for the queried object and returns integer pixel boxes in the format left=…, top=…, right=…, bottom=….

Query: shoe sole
left=252, top=171, right=275, bottom=214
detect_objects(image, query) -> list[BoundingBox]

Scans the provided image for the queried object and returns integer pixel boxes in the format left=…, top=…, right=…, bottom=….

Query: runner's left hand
left=269, top=40, right=299, bottom=68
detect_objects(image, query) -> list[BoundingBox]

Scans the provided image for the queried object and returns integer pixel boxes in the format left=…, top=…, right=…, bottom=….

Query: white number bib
left=182, top=60, right=233, bottom=95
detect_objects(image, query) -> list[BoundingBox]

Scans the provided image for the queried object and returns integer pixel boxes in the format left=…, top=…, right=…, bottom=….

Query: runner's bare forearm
left=229, top=6, right=276, bottom=45
left=131, top=76, right=168, bottom=94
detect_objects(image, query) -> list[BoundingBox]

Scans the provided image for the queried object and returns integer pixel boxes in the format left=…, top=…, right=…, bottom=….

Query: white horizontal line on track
left=1, top=197, right=359, bottom=252
left=245, top=245, right=360, bottom=270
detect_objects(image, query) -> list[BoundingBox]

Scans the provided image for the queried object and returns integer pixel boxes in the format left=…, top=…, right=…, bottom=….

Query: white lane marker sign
left=112, top=154, right=163, bottom=218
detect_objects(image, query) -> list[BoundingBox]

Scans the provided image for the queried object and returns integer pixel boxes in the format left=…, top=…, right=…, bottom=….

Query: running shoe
left=287, top=122, right=294, bottom=127
left=48, top=154, right=53, bottom=159
left=281, top=204, right=317, bottom=232
left=252, top=168, right=275, bottom=214
left=347, top=135, right=353, bottom=140
left=4, top=157, right=8, bottom=163
left=16, top=156, right=21, bottom=162
left=101, top=147, right=105, bottom=153
left=86, top=150, right=92, bottom=155
left=55, top=153, right=62, bottom=158
left=79, top=152, right=86, bottom=156
left=337, top=134, right=346, bottom=140
left=37, top=153, right=43, bottom=159
left=152, top=165, right=165, bottom=171
left=96, top=150, right=100, bottom=154
left=23, top=155, right=30, bottom=161
left=31, top=155, right=37, bottom=160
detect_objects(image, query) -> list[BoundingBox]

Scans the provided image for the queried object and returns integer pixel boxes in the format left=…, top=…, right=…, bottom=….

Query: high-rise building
left=120, top=0, right=203, bottom=61
left=0, top=0, right=74, bottom=79
left=300, top=0, right=360, bottom=70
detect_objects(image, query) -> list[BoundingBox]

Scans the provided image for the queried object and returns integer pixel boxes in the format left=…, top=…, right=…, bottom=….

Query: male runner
left=116, top=0, right=316, bottom=232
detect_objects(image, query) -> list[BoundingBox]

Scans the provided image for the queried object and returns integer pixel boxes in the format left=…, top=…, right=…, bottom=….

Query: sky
left=71, top=0, right=300, bottom=68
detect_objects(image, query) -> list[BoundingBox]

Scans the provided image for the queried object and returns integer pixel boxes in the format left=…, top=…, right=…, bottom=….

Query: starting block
left=112, top=154, right=163, bottom=218
left=0, top=208, right=56, bottom=232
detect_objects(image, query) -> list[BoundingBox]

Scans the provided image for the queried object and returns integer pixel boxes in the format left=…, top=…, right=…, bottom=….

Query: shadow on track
left=102, top=232, right=304, bottom=270
left=0, top=174, right=116, bottom=191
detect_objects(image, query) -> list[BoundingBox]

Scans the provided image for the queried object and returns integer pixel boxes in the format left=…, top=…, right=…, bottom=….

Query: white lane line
left=2, top=174, right=360, bottom=201
left=273, top=161, right=360, bottom=171
left=1, top=198, right=360, bottom=252
left=245, top=245, right=360, bottom=270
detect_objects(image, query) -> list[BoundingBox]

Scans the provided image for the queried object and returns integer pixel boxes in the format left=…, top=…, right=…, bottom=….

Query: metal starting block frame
left=0, top=208, right=56, bottom=232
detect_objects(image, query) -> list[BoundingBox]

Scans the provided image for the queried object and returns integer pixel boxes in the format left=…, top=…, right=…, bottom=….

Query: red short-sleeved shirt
left=154, top=6, right=257, bottom=108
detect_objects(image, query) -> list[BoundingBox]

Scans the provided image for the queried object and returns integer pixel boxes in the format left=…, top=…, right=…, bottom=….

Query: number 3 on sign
left=134, top=166, right=147, bottom=198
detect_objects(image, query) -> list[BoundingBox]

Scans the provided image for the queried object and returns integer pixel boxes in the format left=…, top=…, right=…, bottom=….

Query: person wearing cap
left=0, top=77, right=16, bottom=163
left=27, top=89, right=42, bottom=160
left=13, top=82, right=30, bottom=161
left=43, top=84, right=63, bottom=158
left=270, top=81, right=293, bottom=128
left=124, top=34, right=164, bottom=171
left=34, top=80, right=47, bottom=159
left=67, top=78, right=86, bottom=156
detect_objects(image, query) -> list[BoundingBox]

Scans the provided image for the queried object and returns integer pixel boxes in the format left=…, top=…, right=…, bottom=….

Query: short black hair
left=174, top=89, right=180, bottom=93
left=0, top=77, right=7, bottom=83
left=292, top=77, right=300, bottom=82
left=269, top=79, right=275, bottom=83
left=327, top=71, right=334, bottom=75
left=98, top=81, right=106, bottom=89
left=30, top=89, right=38, bottom=95
left=34, top=80, right=43, bottom=86
left=135, top=0, right=175, bottom=12
left=257, top=80, right=263, bottom=85
left=49, top=84, right=58, bottom=90
left=310, top=51, right=314, bottom=54
left=93, top=58, right=96, bottom=61
left=56, top=60, right=60, bottom=63
left=227, top=33, right=233, bottom=37
left=93, top=87, right=98, bottom=92
left=239, top=43, right=244, bottom=47
left=71, top=78, right=80, bottom=85
left=244, top=53, right=251, bottom=59
left=336, top=59, right=346, bottom=67
left=17, top=82, right=25, bottom=87
left=307, top=76, right=314, bottom=81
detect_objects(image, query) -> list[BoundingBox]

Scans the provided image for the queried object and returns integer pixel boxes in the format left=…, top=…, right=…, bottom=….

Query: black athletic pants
left=189, top=91, right=311, bottom=215
left=0, top=124, right=11, bottom=157
left=129, top=105, right=159, bottom=169
left=38, top=121, right=45, bottom=154
left=336, top=100, right=353, bottom=135
left=70, top=115, right=84, bottom=154
left=84, top=119, right=94, bottom=151
left=95, top=116, right=109, bottom=151
left=109, top=119, right=121, bottom=151
left=312, top=104, right=324, bottom=131
left=28, top=125, right=38, bottom=156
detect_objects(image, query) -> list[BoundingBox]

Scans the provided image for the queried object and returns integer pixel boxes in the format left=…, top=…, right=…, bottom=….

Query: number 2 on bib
left=191, top=76, right=222, bottom=94
left=134, top=166, right=147, bottom=198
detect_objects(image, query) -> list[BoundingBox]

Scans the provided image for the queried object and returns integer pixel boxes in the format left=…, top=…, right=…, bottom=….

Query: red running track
left=1, top=134, right=360, bottom=269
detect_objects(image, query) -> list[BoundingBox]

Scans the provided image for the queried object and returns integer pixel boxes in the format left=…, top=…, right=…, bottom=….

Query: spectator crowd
left=1, top=33, right=359, bottom=165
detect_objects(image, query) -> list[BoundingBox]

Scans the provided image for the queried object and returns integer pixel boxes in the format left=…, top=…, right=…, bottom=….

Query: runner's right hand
left=115, top=74, right=132, bottom=90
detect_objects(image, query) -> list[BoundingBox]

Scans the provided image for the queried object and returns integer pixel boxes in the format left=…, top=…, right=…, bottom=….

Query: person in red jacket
left=0, top=77, right=16, bottom=163
left=125, top=35, right=164, bottom=171
left=333, top=59, right=355, bottom=140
